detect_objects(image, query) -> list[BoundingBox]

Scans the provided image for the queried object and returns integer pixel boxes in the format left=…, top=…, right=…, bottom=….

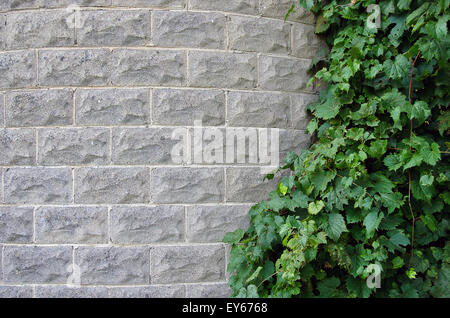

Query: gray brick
left=40, top=0, right=111, bottom=8
left=153, top=11, right=225, bottom=49
left=38, top=128, right=110, bottom=165
left=189, top=51, right=256, bottom=89
left=153, top=88, right=225, bottom=126
left=0, top=0, right=39, bottom=11
left=187, top=283, right=232, bottom=298
left=75, top=167, right=150, bottom=204
left=151, top=245, right=225, bottom=284
left=227, top=91, right=290, bottom=128
left=260, top=0, right=315, bottom=23
left=108, top=285, right=185, bottom=298
left=187, top=205, right=250, bottom=243
left=39, top=49, right=110, bottom=86
left=0, top=129, right=36, bottom=165
left=152, top=168, right=224, bottom=203
left=279, top=129, right=311, bottom=157
left=4, top=168, right=72, bottom=204
left=189, top=0, right=258, bottom=14
left=226, top=167, right=281, bottom=202
left=292, top=23, right=322, bottom=59
left=5, top=89, right=73, bottom=128
left=112, top=127, right=180, bottom=165
left=0, top=286, right=33, bottom=298
left=6, top=11, right=74, bottom=49
left=3, top=246, right=72, bottom=283
left=0, top=51, right=37, bottom=89
left=0, top=14, right=5, bottom=50
left=259, top=55, right=312, bottom=92
left=0, top=207, right=34, bottom=243
left=35, top=206, right=108, bottom=244
left=112, top=0, right=185, bottom=8
left=35, top=285, right=109, bottom=298
left=290, top=93, right=317, bottom=129
left=0, top=94, right=3, bottom=126
left=75, top=88, right=149, bottom=126
left=228, top=15, right=290, bottom=54
left=75, top=246, right=150, bottom=285
left=111, top=49, right=185, bottom=86
left=78, top=10, right=150, bottom=46
left=110, top=205, right=184, bottom=244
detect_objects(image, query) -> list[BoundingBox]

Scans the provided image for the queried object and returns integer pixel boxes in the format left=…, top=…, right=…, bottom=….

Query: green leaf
left=397, top=0, right=412, bottom=10
left=383, top=55, right=409, bottom=80
left=363, top=211, right=383, bottom=237
left=435, top=15, right=448, bottom=40
left=389, top=230, right=410, bottom=247
left=223, top=229, right=245, bottom=244
left=308, top=200, right=325, bottom=215
left=246, top=266, right=263, bottom=284
left=326, top=213, right=348, bottom=241
left=367, top=140, right=388, bottom=159
left=392, top=256, right=405, bottom=269
left=317, top=277, right=340, bottom=297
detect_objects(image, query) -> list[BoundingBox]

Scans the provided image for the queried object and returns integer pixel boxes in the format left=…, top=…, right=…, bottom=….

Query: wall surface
left=0, top=0, right=319, bottom=298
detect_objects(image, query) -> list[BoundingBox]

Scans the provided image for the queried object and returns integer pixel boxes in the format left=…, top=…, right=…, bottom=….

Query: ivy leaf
left=397, top=0, right=412, bottom=10
left=383, top=55, right=409, bottom=80
left=392, top=256, right=405, bottom=269
left=435, top=15, right=448, bottom=40
left=246, top=266, right=263, bottom=284
left=367, top=140, right=388, bottom=159
left=308, top=200, right=325, bottom=215
left=363, top=211, right=383, bottom=237
left=421, top=143, right=441, bottom=166
left=326, top=213, right=348, bottom=241
left=346, top=276, right=372, bottom=298
left=317, top=277, right=340, bottom=297
left=389, top=230, right=410, bottom=248
left=383, top=154, right=403, bottom=171
left=406, top=101, right=431, bottom=125
left=223, top=229, right=245, bottom=244
left=379, top=192, right=404, bottom=214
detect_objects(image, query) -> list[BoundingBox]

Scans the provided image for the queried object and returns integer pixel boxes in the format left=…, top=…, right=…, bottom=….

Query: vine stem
left=407, top=51, right=421, bottom=268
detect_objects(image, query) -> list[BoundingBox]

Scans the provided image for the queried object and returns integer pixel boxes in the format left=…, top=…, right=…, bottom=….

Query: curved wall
left=0, top=0, right=319, bottom=298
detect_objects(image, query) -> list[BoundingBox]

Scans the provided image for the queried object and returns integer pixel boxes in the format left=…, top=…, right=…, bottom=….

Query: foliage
left=224, top=0, right=449, bottom=298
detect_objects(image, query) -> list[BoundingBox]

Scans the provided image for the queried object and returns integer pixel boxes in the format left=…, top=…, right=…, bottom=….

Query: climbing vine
left=224, top=0, right=449, bottom=298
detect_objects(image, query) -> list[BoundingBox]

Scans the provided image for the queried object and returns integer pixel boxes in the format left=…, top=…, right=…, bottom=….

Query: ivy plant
left=224, top=0, right=449, bottom=298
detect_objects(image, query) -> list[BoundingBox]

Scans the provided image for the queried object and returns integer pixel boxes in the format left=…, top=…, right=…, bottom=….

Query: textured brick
left=78, top=10, right=150, bottom=46
left=111, top=49, right=185, bottom=86
left=226, top=167, right=281, bottom=202
left=5, top=89, right=73, bottom=127
left=108, top=285, right=185, bottom=298
left=75, top=88, right=149, bottom=126
left=227, top=91, right=290, bottom=128
left=279, top=129, right=311, bottom=157
left=75, top=246, right=150, bottom=285
left=187, top=283, right=232, bottom=298
left=153, top=11, right=225, bottom=49
left=0, top=14, right=5, bottom=50
left=0, top=286, right=33, bottom=298
left=4, top=168, right=72, bottom=204
left=39, top=49, right=110, bottom=86
left=110, top=205, right=184, bottom=244
left=153, top=88, right=225, bottom=126
left=112, top=0, right=185, bottom=8
left=259, top=55, right=312, bottom=92
left=0, top=51, right=37, bottom=89
left=292, top=23, right=322, bottom=59
left=0, top=94, right=3, bottom=126
left=75, top=167, right=150, bottom=204
left=0, top=0, right=38, bottom=11
left=228, top=16, right=290, bottom=54
left=40, top=0, right=111, bottom=8
left=0, top=207, right=34, bottom=243
left=290, top=93, right=317, bottom=129
left=151, top=245, right=225, bottom=284
left=189, top=51, right=256, bottom=89
left=112, top=128, right=180, bottom=165
left=151, top=168, right=224, bottom=203
left=189, top=0, right=258, bottom=14
left=6, top=11, right=74, bottom=49
left=35, top=285, right=109, bottom=298
left=3, top=246, right=72, bottom=283
left=187, top=205, right=250, bottom=243
left=35, top=206, right=108, bottom=244
left=0, top=129, right=36, bottom=165
left=260, top=0, right=315, bottom=23
left=38, top=128, right=110, bottom=165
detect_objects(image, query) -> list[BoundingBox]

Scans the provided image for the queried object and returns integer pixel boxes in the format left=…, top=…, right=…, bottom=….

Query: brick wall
left=0, top=0, right=319, bottom=298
